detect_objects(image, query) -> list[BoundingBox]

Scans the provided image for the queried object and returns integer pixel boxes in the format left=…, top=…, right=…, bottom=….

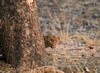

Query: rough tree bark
left=0, top=0, right=45, bottom=73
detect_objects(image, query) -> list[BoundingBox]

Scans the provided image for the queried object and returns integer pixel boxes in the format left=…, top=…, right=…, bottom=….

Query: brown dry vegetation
left=38, top=0, right=100, bottom=73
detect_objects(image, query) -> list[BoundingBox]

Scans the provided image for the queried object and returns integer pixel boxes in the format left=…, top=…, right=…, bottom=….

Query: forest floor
left=44, top=38, right=100, bottom=73
left=0, top=37, right=100, bottom=73
left=0, top=0, right=100, bottom=73
left=38, top=0, right=100, bottom=73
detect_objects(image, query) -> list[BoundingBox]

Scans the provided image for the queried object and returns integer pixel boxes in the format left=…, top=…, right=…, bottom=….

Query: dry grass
left=40, top=0, right=100, bottom=73
left=32, top=66, right=64, bottom=73
left=47, top=10, right=70, bottom=42
left=44, top=42, right=99, bottom=73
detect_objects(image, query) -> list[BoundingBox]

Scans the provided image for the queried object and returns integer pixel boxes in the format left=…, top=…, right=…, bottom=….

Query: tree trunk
left=0, top=0, right=45, bottom=73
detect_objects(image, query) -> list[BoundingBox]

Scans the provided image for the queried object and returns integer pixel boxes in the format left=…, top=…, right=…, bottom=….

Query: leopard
left=44, top=35, right=60, bottom=48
